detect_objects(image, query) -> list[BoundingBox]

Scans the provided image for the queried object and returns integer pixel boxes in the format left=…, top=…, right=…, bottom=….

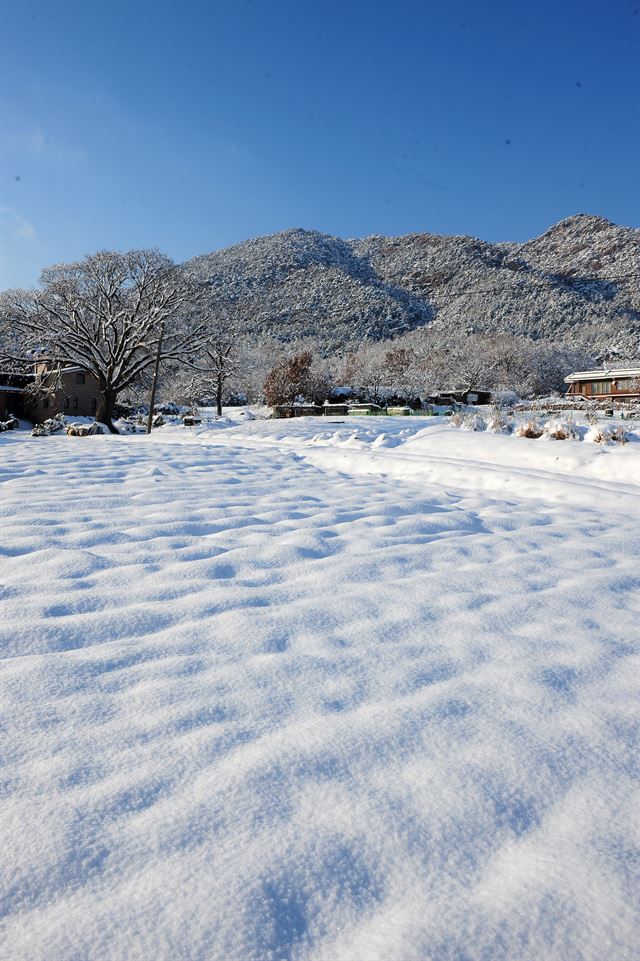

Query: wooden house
left=0, top=362, right=102, bottom=424
left=564, top=368, right=640, bottom=401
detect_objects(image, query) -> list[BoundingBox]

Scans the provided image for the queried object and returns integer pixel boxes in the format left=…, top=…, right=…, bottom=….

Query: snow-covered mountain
left=186, top=215, right=640, bottom=357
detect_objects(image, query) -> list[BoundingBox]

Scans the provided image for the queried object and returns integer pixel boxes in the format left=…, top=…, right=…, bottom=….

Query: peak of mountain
left=185, top=215, right=640, bottom=357
left=540, top=213, right=615, bottom=232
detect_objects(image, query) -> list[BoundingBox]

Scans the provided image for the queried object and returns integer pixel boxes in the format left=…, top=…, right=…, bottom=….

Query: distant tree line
left=254, top=333, right=591, bottom=408
left=0, top=247, right=596, bottom=427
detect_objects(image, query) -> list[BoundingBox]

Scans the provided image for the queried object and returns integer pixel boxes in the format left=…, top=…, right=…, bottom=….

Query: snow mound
left=542, top=418, right=579, bottom=441
left=585, top=425, right=629, bottom=445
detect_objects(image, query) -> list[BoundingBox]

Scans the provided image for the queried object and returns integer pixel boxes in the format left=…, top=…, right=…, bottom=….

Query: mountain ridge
left=185, top=214, right=640, bottom=358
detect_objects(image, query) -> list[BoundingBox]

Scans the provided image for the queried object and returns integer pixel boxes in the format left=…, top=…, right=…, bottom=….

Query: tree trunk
left=147, top=324, right=165, bottom=433
left=96, top=390, right=118, bottom=433
left=216, top=374, right=223, bottom=416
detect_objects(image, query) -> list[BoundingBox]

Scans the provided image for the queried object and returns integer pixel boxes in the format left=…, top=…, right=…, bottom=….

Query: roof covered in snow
left=564, top=367, right=640, bottom=383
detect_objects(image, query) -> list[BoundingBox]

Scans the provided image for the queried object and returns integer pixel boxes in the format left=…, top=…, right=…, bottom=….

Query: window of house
left=76, top=372, right=85, bottom=385
left=590, top=380, right=612, bottom=395
left=73, top=397, right=78, bottom=410
left=64, top=397, right=70, bottom=409
left=91, top=398, right=97, bottom=412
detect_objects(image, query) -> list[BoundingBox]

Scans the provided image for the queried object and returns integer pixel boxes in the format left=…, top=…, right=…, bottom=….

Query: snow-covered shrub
left=585, top=405, right=600, bottom=425
left=584, top=426, right=608, bottom=444
left=487, top=409, right=513, bottom=434
left=47, top=414, right=66, bottom=433
left=542, top=418, right=578, bottom=441
left=66, top=423, right=95, bottom=437
left=0, top=415, right=19, bottom=432
left=66, top=422, right=109, bottom=437
left=515, top=419, right=544, bottom=439
left=31, top=414, right=66, bottom=437
left=461, top=412, right=487, bottom=431
left=450, top=412, right=486, bottom=431
left=610, top=426, right=628, bottom=445
left=585, top=425, right=628, bottom=445
left=182, top=408, right=202, bottom=427
left=116, top=412, right=165, bottom=431
left=116, top=420, right=138, bottom=433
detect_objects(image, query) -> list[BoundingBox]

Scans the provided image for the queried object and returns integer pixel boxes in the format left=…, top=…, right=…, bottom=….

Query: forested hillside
left=186, top=214, right=640, bottom=359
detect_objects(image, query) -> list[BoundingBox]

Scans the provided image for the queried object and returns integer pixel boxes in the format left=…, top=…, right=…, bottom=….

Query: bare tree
left=0, top=249, right=205, bottom=431
left=399, top=327, right=594, bottom=399
left=340, top=343, right=385, bottom=403
left=192, top=305, right=251, bottom=415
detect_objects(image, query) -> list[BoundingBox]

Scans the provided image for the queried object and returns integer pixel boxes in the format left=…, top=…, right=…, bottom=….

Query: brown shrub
left=515, top=419, right=544, bottom=439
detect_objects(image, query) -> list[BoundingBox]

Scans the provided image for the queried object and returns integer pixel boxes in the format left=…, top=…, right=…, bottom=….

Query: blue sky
left=1, top=0, right=638, bottom=288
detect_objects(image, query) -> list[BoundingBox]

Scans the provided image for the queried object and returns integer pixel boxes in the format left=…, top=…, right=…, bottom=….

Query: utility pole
left=146, top=323, right=165, bottom=434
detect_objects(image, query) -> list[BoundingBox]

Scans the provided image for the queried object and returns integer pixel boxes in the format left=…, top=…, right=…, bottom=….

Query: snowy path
left=1, top=422, right=639, bottom=961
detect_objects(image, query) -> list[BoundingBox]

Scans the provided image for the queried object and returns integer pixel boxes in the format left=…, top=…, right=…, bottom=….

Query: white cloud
left=0, top=207, right=37, bottom=241
left=29, top=127, right=47, bottom=152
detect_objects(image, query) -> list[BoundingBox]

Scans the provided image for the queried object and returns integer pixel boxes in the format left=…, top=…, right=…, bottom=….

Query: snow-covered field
left=1, top=415, right=639, bottom=961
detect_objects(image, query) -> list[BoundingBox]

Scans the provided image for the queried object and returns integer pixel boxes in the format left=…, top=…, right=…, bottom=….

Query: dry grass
left=515, top=419, right=544, bottom=439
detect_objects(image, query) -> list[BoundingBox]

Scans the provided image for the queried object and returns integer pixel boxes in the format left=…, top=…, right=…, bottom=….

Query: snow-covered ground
left=1, top=415, right=639, bottom=961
